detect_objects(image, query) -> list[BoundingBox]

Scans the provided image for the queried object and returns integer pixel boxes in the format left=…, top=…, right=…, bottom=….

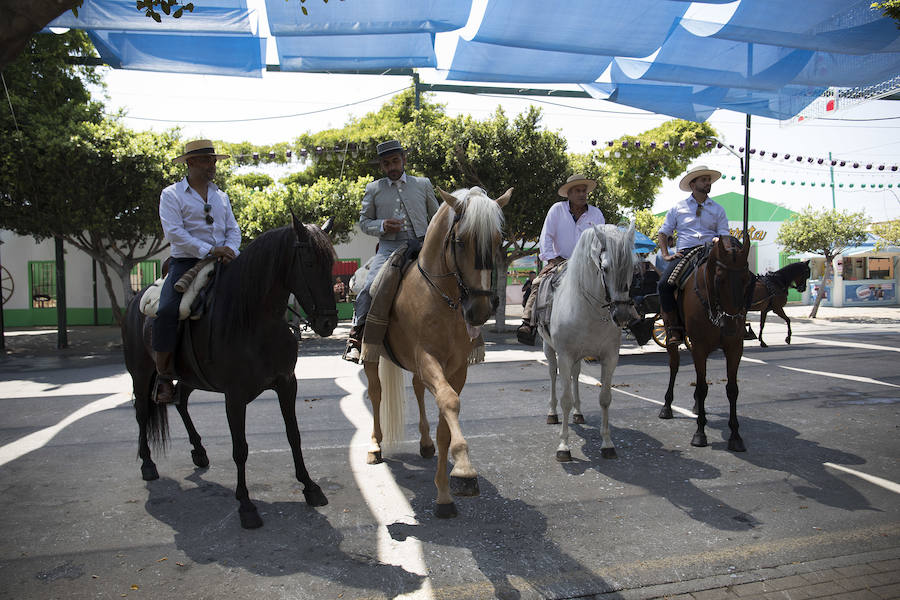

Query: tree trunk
left=54, top=236, right=68, bottom=348
left=96, top=260, right=126, bottom=326
left=0, top=0, right=81, bottom=69
left=809, top=254, right=833, bottom=318
left=492, top=255, right=511, bottom=333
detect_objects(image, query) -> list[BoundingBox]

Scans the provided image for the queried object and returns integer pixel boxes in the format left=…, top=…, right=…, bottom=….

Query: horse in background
left=747, top=260, right=811, bottom=347
left=659, top=234, right=753, bottom=452
left=364, top=186, right=512, bottom=519
left=539, top=224, right=636, bottom=462
left=122, top=216, right=338, bottom=529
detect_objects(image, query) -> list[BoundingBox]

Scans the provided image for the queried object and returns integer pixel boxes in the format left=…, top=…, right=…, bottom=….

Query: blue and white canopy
left=48, top=0, right=900, bottom=121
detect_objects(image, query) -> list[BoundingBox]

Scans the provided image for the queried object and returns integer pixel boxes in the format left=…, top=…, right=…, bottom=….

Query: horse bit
left=697, top=258, right=750, bottom=327
left=418, top=211, right=496, bottom=311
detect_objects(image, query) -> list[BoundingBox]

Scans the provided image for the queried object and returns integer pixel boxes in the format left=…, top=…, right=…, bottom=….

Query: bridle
left=418, top=211, right=496, bottom=311
left=578, top=253, right=632, bottom=323
left=695, top=251, right=751, bottom=327
left=291, top=237, right=338, bottom=326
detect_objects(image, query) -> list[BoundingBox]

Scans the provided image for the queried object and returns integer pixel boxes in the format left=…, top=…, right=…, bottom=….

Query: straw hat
left=172, top=139, right=230, bottom=164
left=678, top=165, right=721, bottom=191
left=557, top=174, right=597, bottom=197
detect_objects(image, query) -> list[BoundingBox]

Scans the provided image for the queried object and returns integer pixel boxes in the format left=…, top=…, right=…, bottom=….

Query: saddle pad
left=139, top=261, right=215, bottom=320
left=533, top=262, right=567, bottom=328
left=666, top=246, right=707, bottom=291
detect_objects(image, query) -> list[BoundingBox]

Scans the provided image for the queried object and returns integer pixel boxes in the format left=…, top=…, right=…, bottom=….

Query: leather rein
left=694, top=255, right=751, bottom=327
left=292, top=237, right=338, bottom=325
left=418, top=211, right=495, bottom=311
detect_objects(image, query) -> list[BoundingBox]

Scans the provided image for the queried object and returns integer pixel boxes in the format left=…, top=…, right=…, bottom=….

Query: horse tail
left=145, top=387, right=170, bottom=453
left=377, top=357, right=406, bottom=449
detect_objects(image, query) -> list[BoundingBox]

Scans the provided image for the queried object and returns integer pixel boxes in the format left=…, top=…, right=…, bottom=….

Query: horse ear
left=495, top=187, right=513, bottom=208
left=740, top=231, right=751, bottom=261
left=436, top=187, right=461, bottom=211
left=290, top=208, right=308, bottom=240
left=322, top=216, right=334, bottom=234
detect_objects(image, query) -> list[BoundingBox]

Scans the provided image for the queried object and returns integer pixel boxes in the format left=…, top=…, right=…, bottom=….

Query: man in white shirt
left=517, top=174, right=606, bottom=345
left=153, top=139, right=242, bottom=402
left=656, top=165, right=731, bottom=347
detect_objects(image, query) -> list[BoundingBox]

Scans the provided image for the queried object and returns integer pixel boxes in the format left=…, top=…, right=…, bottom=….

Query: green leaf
left=173, top=8, right=183, bottom=18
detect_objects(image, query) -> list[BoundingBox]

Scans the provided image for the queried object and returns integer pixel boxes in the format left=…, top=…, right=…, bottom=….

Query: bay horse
left=539, top=224, right=636, bottom=462
left=364, top=186, right=512, bottom=518
left=659, top=234, right=753, bottom=452
left=122, top=216, right=338, bottom=529
left=747, top=260, right=811, bottom=347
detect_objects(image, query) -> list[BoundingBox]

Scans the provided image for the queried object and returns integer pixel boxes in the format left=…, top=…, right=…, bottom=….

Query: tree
left=776, top=207, right=869, bottom=318
left=872, top=220, right=900, bottom=250
left=872, top=1, right=900, bottom=27
left=633, top=209, right=666, bottom=250
left=408, top=106, right=570, bottom=330
left=229, top=176, right=370, bottom=245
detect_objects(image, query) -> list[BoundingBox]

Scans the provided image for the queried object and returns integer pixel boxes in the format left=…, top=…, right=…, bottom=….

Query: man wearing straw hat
left=517, top=173, right=606, bottom=345
left=152, top=139, right=242, bottom=403
left=656, top=164, right=731, bottom=347
left=342, top=139, right=439, bottom=363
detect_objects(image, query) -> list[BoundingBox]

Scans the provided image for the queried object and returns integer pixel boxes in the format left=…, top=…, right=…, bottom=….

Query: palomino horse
left=659, top=234, right=753, bottom=452
left=747, top=260, right=811, bottom=347
left=539, top=224, right=636, bottom=462
left=122, top=216, right=338, bottom=529
left=364, top=186, right=512, bottom=518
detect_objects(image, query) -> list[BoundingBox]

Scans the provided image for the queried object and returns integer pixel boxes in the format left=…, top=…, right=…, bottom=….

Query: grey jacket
left=359, top=174, right=440, bottom=241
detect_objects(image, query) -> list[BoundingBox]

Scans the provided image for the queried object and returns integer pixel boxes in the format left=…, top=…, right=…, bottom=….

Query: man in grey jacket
left=343, top=139, right=440, bottom=363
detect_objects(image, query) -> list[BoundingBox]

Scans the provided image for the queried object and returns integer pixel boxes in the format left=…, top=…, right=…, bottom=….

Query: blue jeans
left=352, top=238, right=419, bottom=327
left=151, top=257, right=198, bottom=352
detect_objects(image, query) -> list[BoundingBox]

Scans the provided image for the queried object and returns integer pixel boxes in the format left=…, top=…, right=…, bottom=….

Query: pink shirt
left=539, top=201, right=606, bottom=261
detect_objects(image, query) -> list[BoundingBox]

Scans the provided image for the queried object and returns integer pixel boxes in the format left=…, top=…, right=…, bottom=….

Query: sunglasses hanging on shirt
left=204, top=202, right=214, bottom=225
left=695, top=203, right=703, bottom=218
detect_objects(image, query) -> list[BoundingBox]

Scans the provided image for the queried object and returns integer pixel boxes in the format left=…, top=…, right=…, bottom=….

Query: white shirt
left=159, top=178, right=241, bottom=259
left=658, top=194, right=730, bottom=252
left=538, top=201, right=606, bottom=261
left=380, top=172, right=408, bottom=233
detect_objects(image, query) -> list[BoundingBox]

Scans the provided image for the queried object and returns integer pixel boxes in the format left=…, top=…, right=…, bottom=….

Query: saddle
left=533, top=262, right=568, bottom=330
left=140, top=260, right=217, bottom=321
left=667, top=245, right=709, bottom=291
left=361, top=240, right=486, bottom=366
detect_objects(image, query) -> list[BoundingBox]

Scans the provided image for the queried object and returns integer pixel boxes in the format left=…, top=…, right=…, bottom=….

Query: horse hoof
left=303, top=484, right=329, bottom=507
left=546, top=414, right=560, bottom=425
left=658, top=407, right=673, bottom=420
left=367, top=451, right=383, bottom=465
left=760, top=341, right=769, bottom=348
left=450, top=475, right=480, bottom=497
left=555, top=450, right=572, bottom=462
left=572, top=413, right=585, bottom=424
left=728, top=438, right=747, bottom=453
left=141, top=464, right=159, bottom=481
left=239, top=511, right=263, bottom=529
left=435, top=502, right=457, bottom=519
left=420, top=444, right=435, bottom=459
left=601, top=447, right=617, bottom=459
left=691, top=433, right=708, bottom=447
left=191, top=449, right=209, bottom=469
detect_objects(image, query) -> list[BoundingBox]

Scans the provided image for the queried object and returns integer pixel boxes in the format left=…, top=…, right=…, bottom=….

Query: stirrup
left=665, top=327, right=684, bottom=347
left=516, top=322, right=537, bottom=346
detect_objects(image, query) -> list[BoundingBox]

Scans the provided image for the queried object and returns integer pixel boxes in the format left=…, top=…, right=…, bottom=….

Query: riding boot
left=153, top=351, right=177, bottom=404
left=343, top=323, right=363, bottom=363
left=516, top=319, right=537, bottom=346
left=660, top=310, right=684, bottom=347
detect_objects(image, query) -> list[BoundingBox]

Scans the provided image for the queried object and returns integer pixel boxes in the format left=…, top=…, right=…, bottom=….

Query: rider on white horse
left=517, top=174, right=606, bottom=345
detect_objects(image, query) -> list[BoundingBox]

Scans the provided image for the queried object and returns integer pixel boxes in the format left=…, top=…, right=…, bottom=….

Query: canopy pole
left=413, top=72, right=420, bottom=110
left=743, top=113, right=751, bottom=236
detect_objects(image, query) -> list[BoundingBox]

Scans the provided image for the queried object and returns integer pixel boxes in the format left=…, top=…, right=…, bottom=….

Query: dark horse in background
left=659, top=234, right=753, bottom=452
left=122, top=216, right=338, bottom=529
left=746, top=260, right=811, bottom=348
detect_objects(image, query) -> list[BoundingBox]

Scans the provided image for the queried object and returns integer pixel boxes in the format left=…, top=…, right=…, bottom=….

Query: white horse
left=539, top=224, right=636, bottom=462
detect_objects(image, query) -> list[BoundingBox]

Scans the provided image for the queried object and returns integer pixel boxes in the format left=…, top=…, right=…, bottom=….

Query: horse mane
left=446, top=187, right=505, bottom=259
left=766, top=260, right=809, bottom=287
left=563, top=225, right=634, bottom=299
left=218, top=224, right=335, bottom=332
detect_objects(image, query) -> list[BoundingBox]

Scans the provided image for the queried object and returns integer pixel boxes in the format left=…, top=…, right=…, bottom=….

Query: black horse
left=747, top=260, right=811, bottom=347
left=122, top=216, right=338, bottom=529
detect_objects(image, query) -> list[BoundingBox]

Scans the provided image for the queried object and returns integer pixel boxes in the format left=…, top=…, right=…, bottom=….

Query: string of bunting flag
left=227, top=142, right=371, bottom=165
left=590, top=138, right=898, bottom=173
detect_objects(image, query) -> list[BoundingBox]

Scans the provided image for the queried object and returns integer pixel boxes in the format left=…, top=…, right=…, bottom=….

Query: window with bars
left=29, top=261, right=57, bottom=308
left=130, top=260, right=160, bottom=292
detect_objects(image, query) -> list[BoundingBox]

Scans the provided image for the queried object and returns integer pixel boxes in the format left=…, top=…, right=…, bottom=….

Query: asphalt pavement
left=1, top=304, right=898, bottom=599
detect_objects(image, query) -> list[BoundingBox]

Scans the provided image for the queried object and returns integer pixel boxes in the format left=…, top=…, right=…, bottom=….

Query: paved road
left=0, top=316, right=898, bottom=599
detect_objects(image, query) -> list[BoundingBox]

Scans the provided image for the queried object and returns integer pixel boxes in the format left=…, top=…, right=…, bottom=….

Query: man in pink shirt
left=517, top=174, right=606, bottom=345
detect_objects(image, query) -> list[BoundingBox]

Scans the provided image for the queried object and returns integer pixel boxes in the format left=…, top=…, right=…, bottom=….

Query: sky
left=84, top=0, right=900, bottom=224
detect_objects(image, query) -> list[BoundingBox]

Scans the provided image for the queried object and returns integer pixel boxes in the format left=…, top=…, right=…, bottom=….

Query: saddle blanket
left=139, top=261, right=216, bottom=320
left=534, top=262, right=567, bottom=329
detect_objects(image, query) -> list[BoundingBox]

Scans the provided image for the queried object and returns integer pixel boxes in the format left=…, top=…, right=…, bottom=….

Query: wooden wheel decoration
left=1, top=265, right=12, bottom=305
